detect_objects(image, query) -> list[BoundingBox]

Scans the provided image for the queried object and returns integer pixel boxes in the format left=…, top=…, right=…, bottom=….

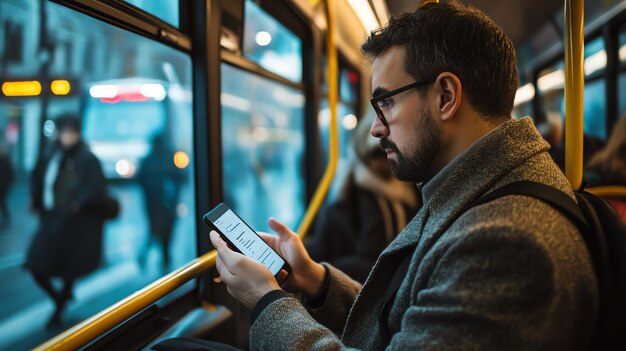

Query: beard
left=380, top=106, right=441, bottom=183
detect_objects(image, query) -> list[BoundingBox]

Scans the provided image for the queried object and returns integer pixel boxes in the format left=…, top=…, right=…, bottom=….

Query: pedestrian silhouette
left=24, top=114, right=110, bottom=328
left=137, top=133, right=184, bottom=271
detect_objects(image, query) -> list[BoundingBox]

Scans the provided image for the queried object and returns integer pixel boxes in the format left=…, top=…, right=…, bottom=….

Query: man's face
left=370, top=46, right=441, bottom=183
left=58, top=128, right=80, bottom=149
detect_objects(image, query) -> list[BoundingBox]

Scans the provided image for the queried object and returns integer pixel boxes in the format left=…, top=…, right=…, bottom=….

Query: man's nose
left=370, top=116, right=389, bottom=139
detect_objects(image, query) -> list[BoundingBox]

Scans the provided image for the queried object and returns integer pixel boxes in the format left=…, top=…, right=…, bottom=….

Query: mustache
left=379, top=138, right=400, bottom=154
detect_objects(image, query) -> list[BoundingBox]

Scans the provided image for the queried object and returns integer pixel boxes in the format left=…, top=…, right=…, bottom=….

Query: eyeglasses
left=370, top=79, right=434, bottom=127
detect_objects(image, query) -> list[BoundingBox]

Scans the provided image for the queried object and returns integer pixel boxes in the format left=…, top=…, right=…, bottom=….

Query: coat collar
left=380, top=117, right=549, bottom=256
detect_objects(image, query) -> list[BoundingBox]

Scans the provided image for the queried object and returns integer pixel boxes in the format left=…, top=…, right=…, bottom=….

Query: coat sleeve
left=387, top=221, right=598, bottom=350
left=249, top=264, right=361, bottom=350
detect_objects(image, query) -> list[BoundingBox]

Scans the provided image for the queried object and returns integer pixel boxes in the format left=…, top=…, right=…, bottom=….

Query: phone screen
left=209, top=207, right=285, bottom=276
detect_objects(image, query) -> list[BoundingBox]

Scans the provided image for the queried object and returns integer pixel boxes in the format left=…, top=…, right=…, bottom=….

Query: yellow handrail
left=563, top=0, right=584, bottom=190
left=586, top=186, right=626, bottom=199
left=297, top=0, right=339, bottom=238
left=33, top=251, right=217, bottom=351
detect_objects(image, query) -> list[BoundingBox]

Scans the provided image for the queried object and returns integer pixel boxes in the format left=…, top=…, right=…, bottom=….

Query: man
left=25, top=114, right=108, bottom=327
left=210, top=2, right=598, bottom=350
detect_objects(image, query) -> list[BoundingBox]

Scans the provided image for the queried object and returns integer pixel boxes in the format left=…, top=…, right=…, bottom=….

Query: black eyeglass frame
left=370, top=79, right=435, bottom=127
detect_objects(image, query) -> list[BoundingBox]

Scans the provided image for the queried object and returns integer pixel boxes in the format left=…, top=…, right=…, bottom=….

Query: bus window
left=583, top=37, right=607, bottom=140
left=0, top=2, right=195, bottom=348
left=584, top=80, right=607, bottom=140
left=221, top=63, right=306, bottom=232
left=538, top=60, right=565, bottom=124
left=317, top=58, right=360, bottom=201
left=122, top=0, right=180, bottom=28
left=339, top=66, right=359, bottom=103
left=318, top=100, right=358, bottom=201
left=539, top=50, right=608, bottom=142
left=243, top=0, right=303, bottom=83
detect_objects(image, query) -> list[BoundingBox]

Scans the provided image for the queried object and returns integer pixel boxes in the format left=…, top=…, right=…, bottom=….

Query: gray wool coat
left=249, top=117, right=599, bottom=350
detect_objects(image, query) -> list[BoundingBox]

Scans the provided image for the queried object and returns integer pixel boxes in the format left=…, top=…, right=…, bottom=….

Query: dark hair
left=54, top=113, right=81, bottom=132
left=361, top=1, right=518, bottom=119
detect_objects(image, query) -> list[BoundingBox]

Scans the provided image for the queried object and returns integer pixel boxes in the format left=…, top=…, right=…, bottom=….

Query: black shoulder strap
left=470, top=181, right=589, bottom=232
left=378, top=181, right=590, bottom=340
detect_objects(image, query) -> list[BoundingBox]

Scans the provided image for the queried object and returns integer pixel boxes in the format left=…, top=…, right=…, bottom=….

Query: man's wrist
left=302, top=263, right=329, bottom=302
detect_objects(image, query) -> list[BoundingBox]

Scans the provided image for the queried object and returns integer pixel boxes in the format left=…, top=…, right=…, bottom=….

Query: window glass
left=318, top=100, right=358, bottom=201
left=584, top=36, right=606, bottom=76
left=123, top=0, right=180, bottom=28
left=0, top=2, right=194, bottom=347
left=538, top=61, right=565, bottom=138
left=243, top=0, right=302, bottom=83
left=583, top=80, right=607, bottom=140
left=318, top=100, right=357, bottom=165
left=221, top=63, right=306, bottom=232
left=339, top=67, right=359, bottom=103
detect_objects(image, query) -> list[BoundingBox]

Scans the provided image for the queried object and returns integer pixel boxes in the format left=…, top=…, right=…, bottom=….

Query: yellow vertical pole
left=564, top=0, right=584, bottom=190
left=297, top=0, right=339, bottom=237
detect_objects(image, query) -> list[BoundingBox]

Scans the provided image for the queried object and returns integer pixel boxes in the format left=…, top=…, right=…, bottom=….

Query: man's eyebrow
left=372, top=87, right=390, bottom=98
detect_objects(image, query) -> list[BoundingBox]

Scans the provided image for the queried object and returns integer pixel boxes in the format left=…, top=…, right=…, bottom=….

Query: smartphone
left=203, top=203, right=290, bottom=277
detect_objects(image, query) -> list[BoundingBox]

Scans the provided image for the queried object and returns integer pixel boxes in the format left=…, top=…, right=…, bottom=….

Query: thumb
left=210, top=231, right=244, bottom=269
left=268, top=218, right=296, bottom=239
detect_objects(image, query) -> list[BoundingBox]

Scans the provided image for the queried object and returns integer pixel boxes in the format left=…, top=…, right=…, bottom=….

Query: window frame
left=217, top=0, right=315, bottom=207
left=53, top=0, right=191, bottom=51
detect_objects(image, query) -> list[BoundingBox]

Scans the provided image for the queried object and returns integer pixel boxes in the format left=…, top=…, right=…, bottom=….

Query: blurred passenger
left=24, top=114, right=109, bottom=327
left=0, top=139, right=14, bottom=229
left=585, top=114, right=626, bottom=222
left=137, top=133, right=184, bottom=271
left=306, top=116, right=419, bottom=282
left=583, top=134, right=606, bottom=167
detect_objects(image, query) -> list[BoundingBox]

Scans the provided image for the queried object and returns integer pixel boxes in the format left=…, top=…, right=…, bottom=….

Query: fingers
left=210, top=231, right=244, bottom=272
left=276, top=269, right=289, bottom=286
left=215, top=254, right=235, bottom=282
left=209, top=230, right=226, bottom=250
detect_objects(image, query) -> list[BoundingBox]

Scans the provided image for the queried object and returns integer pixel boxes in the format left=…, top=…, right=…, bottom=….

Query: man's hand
left=210, top=231, right=281, bottom=309
left=259, top=218, right=326, bottom=301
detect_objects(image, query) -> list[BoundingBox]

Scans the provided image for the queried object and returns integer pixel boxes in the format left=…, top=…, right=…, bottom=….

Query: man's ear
left=434, top=72, right=462, bottom=122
